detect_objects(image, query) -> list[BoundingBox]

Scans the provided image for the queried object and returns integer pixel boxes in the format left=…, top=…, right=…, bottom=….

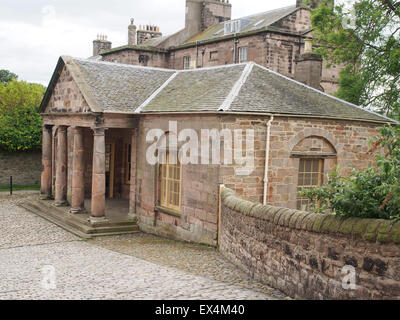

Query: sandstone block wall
left=46, top=66, right=90, bottom=113
left=220, top=116, right=380, bottom=209
left=100, top=7, right=341, bottom=93
left=134, top=115, right=221, bottom=246
left=0, top=151, right=42, bottom=188
left=220, top=188, right=400, bottom=299
left=102, top=50, right=169, bottom=68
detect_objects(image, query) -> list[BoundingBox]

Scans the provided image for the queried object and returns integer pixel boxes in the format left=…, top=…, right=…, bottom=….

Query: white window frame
left=224, top=20, right=241, bottom=34
left=238, top=47, right=248, bottom=63
left=183, top=56, right=191, bottom=70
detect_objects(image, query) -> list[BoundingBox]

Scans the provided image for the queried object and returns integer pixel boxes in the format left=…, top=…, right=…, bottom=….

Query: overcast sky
left=0, top=0, right=297, bottom=85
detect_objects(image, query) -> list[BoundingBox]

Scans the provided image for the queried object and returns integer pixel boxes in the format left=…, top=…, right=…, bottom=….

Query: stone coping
left=221, top=188, right=400, bottom=244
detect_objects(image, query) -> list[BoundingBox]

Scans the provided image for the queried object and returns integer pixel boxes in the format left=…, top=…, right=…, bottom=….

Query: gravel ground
left=0, top=192, right=287, bottom=300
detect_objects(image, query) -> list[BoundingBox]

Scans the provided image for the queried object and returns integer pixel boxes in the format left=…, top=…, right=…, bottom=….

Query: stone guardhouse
left=36, top=55, right=395, bottom=246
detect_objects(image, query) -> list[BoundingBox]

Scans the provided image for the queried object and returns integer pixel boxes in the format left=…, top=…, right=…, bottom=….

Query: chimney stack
left=136, top=24, right=162, bottom=45
left=185, top=0, right=231, bottom=38
left=93, top=34, right=112, bottom=56
left=294, top=39, right=323, bottom=90
left=128, top=18, right=137, bottom=45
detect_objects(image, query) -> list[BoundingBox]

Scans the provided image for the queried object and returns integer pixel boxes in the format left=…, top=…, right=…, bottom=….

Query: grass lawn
left=0, top=185, right=40, bottom=192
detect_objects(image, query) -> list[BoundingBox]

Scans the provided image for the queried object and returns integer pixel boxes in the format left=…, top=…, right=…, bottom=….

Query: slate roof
left=41, top=56, right=395, bottom=124
left=71, top=58, right=175, bottom=112
left=142, top=65, right=246, bottom=112
left=186, top=5, right=299, bottom=44
left=229, top=65, right=388, bottom=121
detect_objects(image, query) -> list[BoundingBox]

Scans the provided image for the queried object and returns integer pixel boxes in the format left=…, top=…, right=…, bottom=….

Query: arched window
left=291, top=136, right=337, bottom=211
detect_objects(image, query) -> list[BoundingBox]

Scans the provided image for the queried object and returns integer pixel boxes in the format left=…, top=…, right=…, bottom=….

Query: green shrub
left=0, top=80, right=45, bottom=152
left=300, top=125, right=400, bottom=220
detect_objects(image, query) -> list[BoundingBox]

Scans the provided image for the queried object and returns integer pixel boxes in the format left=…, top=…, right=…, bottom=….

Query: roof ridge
left=74, top=55, right=249, bottom=74
left=134, top=71, right=179, bottom=113
left=73, top=56, right=176, bottom=73
left=219, top=62, right=255, bottom=112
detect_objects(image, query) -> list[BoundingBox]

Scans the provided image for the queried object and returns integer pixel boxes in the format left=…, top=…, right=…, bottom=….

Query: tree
left=0, top=69, right=18, bottom=83
left=300, top=125, right=400, bottom=220
left=0, top=80, right=45, bottom=152
left=308, top=0, right=400, bottom=120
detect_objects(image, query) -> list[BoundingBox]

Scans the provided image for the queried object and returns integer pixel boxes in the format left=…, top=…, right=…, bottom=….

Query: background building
left=92, top=0, right=339, bottom=93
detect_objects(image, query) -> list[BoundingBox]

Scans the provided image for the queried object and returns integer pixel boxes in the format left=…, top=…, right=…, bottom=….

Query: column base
left=54, top=200, right=69, bottom=207
left=69, top=207, right=86, bottom=214
left=89, top=216, right=109, bottom=226
left=40, top=194, right=54, bottom=201
left=127, top=212, right=139, bottom=224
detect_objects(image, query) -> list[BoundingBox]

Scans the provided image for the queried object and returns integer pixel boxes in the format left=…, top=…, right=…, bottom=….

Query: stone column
left=128, top=129, right=138, bottom=222
left=70, top=127, right=85, bottom=214
left=40, top=125, right=53, bottom=200
left=90, top=127, right=108, bottom=224
left=55, top=126, right=68, bottom=206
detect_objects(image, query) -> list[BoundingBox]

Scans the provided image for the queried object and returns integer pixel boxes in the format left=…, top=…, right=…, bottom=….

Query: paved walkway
left=0, top=192, right=286, bottom=300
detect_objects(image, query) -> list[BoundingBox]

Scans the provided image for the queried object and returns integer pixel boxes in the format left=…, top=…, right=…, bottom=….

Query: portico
left=39, top=118, right=137, bottom=225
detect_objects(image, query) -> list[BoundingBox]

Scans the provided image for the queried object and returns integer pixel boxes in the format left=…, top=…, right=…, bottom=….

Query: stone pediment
left=44, top=65, right=91, bottom=114
left=40, top=56, right=101, bottom=114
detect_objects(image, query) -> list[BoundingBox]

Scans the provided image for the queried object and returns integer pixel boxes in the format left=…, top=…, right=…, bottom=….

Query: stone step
left=20, top=202, right=93, bottom=239
left=20, top=200, right=139, bottom=239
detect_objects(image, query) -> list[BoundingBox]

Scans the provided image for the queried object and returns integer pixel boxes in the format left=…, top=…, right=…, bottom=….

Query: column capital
left=92, top=127, right=107, bottom=136
left=58, top=125, right=68, bottom=133
left=44, top=124, right=53, bottom=131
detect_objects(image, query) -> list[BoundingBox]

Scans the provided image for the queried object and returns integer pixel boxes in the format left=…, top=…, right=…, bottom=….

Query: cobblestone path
left=0, top=192, right=286, bottom=300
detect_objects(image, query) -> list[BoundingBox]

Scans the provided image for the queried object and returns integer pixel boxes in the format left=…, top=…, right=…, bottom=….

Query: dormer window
left=225, top=20, right=240, bottom=34
left=224, top=19, right=252, bottom=35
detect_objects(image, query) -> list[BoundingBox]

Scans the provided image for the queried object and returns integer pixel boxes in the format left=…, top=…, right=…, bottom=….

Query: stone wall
left=46, top=66, right=90, bottom=113
left=134, top=114, right=221, bottom=246
left=0, top=151, right=42, bottom=188
left=220, top=115, right=381, bottom=209
left=220, top=188, right=400, bottom=300
left=102, top=49, right=169, bottom=68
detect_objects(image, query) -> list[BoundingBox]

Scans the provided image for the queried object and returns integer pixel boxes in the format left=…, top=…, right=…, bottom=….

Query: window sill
left=155, top=206, right=182, bottom=218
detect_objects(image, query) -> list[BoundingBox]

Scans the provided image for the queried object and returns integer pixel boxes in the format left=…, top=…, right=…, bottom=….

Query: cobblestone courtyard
left=0, top=192, right=286, bottom=300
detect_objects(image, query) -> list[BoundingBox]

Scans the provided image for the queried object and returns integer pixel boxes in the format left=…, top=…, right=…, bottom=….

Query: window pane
left=297, top=159, right=324, bottom=210
left=160, top=151, right=182, bottom=210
